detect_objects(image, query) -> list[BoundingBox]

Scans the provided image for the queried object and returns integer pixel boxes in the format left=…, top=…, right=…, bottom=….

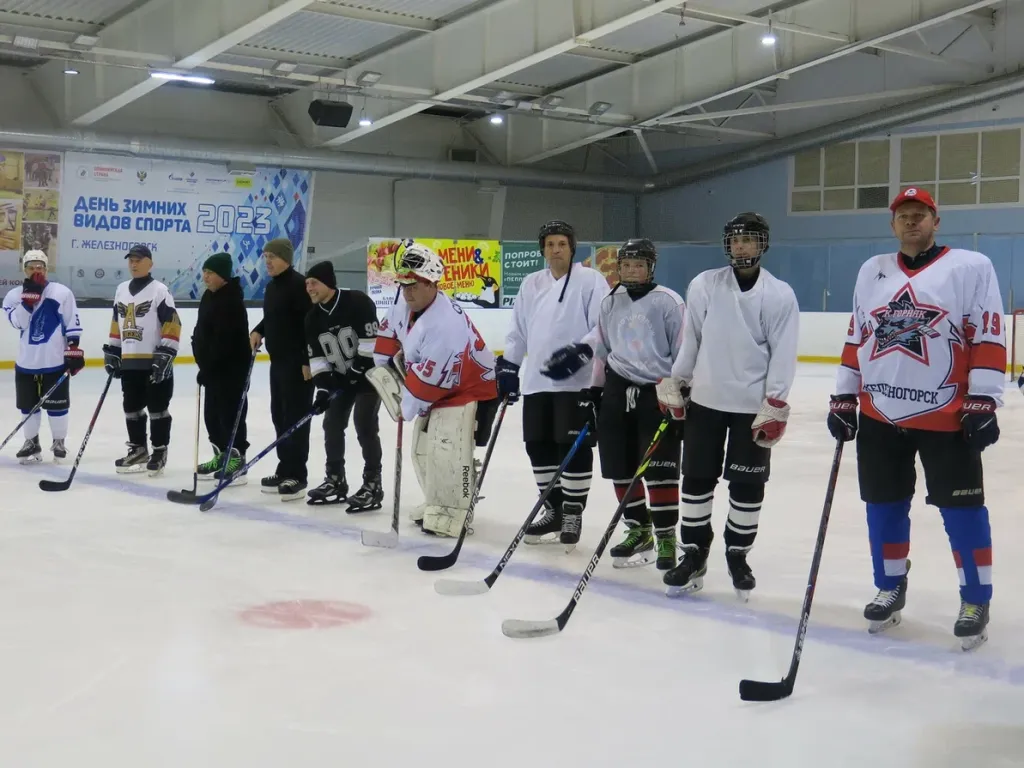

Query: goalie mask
left=393, top=239, right=445, bottom=285
left=617, top=238, right=657, bottom=286
left=723, top=212, right=770, bottom=269
left=538, top=220, right=577, bottom=257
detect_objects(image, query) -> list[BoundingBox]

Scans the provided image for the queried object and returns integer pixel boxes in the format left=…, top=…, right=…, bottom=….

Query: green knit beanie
left=203, top=252, right=232, bottom=281
left=263, top=237, right=294, bottom=264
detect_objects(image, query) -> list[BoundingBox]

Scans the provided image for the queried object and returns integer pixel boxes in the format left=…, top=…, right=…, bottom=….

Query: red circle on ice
left=239, top=600, right=372, bottom=629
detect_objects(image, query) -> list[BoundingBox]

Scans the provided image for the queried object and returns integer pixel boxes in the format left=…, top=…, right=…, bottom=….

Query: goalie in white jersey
left=656, top=213, right=800, bottom=600
left=827, top=187, right=1003, bottom=650
left=2, top=250, right=83, bottom=463
left=371, top=241, right=499, bottom=537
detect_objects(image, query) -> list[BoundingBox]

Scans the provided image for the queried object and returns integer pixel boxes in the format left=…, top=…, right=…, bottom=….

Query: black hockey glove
left=826, top=394, right=858, bottom=442
left=579, top=386, right=601, bottom=430
left=64, top=341, right=85, bottom=377
left=196, top=368, right=207, bottom=387
left=541, top=343, right=594, bottom=381
left=102, top=344, right=122, bottom=379
left=961, top=395, right=999, bottom=451
left=312, top=372, right=341, bottom=415
left=495, top=355, right=521, bottom=404
left=347, top=355, right=373, bottom=387
left=150, top=346, right=175, bottom=384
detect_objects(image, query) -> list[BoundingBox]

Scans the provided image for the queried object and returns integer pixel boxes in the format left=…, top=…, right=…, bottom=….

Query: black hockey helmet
left=538, top=220, right=577, bottom=256
left=617, top=238, right=657, bottom=285
left=723, top=212, right=770, bottom=269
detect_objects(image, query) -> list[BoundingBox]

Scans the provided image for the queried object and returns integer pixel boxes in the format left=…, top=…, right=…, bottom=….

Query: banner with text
left=500, top=242, right=599, bottom=307
left=60, top=152, right=315, bottom=300
left=0, top=149, right=62, bottom=292
left=368, top=238, right=502, bottom=310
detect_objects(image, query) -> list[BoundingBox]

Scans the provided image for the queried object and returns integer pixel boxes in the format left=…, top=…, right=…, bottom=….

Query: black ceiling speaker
left=308, top=99, right=354, bottom=128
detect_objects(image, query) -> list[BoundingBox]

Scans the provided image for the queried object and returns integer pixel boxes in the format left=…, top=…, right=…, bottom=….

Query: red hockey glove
left=752, top=398, right=790, bottom=448
left=64, top=346, right=85, bottom=376
left=655, top=377, right=689, bottom=420
left=961, top=395, right=999, bottom=451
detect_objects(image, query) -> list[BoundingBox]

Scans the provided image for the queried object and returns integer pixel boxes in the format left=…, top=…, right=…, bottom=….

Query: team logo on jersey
left=868, top=283, right=947, bottom=364
left=116, top=300, right=152, bottom=342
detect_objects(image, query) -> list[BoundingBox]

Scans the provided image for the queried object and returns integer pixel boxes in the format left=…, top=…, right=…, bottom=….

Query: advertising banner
left=583, top=243, right=620, bottom=288
left=368, top=238, right=502, bottom=310
left=60, top=152, right=314, bottom=300
left=0, top=149, right=62, bottom=291
left=499, top=242, right=600, bottom=307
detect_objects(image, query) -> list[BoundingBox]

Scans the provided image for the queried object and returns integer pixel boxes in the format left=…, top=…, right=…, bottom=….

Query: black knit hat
left=306, top=260, right=337, bottom=290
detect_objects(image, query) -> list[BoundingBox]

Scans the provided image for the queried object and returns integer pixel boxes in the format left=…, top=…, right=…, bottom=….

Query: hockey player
left=498, top=220, right=608, bottom=547
left=542, top=239, right=685, bottom=565
left=656, top=212, right=799, bottom=600
left=103, top=244, right=181, bottom=476
left=304, top=260, right=384, bottom=512
left=372, top=240, right=498, bottom=537
left=827, top=187, right=1003, bottom=650
left=2, top=250, right=83, bottom=463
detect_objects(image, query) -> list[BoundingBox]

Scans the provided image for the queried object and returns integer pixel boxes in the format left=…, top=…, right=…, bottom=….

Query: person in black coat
left=192, top=252, right=251, bottom=483
left=249, top=237, right=313, bottom=501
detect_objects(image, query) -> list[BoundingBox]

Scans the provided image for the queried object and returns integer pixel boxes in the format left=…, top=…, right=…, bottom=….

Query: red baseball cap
left=890, top=187, right=937, bottom=213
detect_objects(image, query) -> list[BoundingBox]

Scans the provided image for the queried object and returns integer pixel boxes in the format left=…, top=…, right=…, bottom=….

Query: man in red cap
left=826, top=186, right=1005, bottom=651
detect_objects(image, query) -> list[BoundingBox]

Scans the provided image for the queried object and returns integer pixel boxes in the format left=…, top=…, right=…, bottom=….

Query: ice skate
left=277, top=478, right=306, bottom=502
left=524, top=502, right=562, bottom=545
left=50, top=438, right=66, bottom=463
left=16, top=436, right=41, bottom=464
left=864, top=562, right=910, bottom=635
left=560, top=501, right=583, bottom=551
left=146, top=446, right=167, bottom=478
left=664, top=544, right=710, bottom=597
left=196, top=450, right=223, bottom=482
left=307, top=474, right=348, bottom=506
left=610, top=522, right=654, bottom=568
left=261, top=474, right=282, bottom=494
left=954, top=601, right=989, bottom=652
left=347, top=474, right=383, bottom=513
left=655, top=528, right=678, bottom=571
left=726, top=549, right=756, bottom=602
left=115, top=443, right=149, bottom=474
left=216, top=449, right=247, bottom=486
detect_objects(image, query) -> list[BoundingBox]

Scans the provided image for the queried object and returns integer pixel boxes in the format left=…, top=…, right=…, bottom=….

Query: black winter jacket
left=192, top=276, right=251, bottom=379
left=252, top=267, right=311, bottom=365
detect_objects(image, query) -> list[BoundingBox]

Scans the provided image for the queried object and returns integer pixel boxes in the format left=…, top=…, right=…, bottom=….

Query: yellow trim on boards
left=0, top=354, right=271, bottom=370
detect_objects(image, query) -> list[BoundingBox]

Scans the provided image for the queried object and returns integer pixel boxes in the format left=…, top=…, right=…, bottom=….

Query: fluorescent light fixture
left=359, top=116, right=373, bottom=127
left=63, top=67, right=79, bottom=75
left=356, top=70, right=382, bottom=87
left=489, top=114, right=504, bottom=125
left=12, top=36, right=38, bottom=50
left=72, top=34, right=99, bottom=49
left=272, top=61, right=298, bottom=73
left=761, top=32, right=776, bottom=45
left=539, top=94, right=564, bottom=109
left=150, top=71, right=215, bottom=85
left=588, top=100, right=612, bottom=116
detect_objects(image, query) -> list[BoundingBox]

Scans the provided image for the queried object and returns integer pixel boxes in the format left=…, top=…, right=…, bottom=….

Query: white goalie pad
left=421, top=402, right=478, bottom=538
left=365, top=364, right=406, bottom=422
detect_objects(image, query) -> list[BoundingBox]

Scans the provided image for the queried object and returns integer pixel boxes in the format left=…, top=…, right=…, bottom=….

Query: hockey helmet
left=393, top=240, right=445, bottom=285
left=538, top=220, right=577, bottom=256
left=723, top=212, right=770, bottom=269
left=22, top=250, right=48, bottom=269
left=617, top=238, right=657, bottom=285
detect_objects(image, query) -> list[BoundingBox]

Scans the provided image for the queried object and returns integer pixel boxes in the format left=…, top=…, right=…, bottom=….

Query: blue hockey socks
left=939, top=506, right=992, bottom=604
left=866, top=500, right=911, bottom=590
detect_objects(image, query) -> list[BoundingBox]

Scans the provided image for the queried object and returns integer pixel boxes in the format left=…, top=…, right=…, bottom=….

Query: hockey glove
left=541, top=343, right=593, bottom=381
left=1017, top=370, right=1024, bottom=394
left=961, top=395, right=1000, bottom=451
left=196, top=368, right=207, bottom=387
left=102, top=344, right=122, bottom=379
left=826, top=394, right=858, bottom=442
left=579, top=386, right=601, bottom=430
left=20, top=276, right=44, bottom=311
left=64, top=342, right=84, bottom=376
left=312, top=372, right=341, bottom=415
left=655, top=377, right=690, bottom=420
left=150, top=346, right=175, bottom=384
left=347, top=355, right=373, bottom=387
left=752, top=398, right=790, bottom=448
left=495, top=356, right=521, bottom=403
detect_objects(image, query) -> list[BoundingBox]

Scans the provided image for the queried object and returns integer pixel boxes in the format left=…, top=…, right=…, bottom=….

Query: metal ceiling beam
left=306, top=1, right=439, bottom=31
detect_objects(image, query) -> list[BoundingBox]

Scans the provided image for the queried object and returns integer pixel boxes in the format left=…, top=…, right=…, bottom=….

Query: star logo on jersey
left=868, top=283, right=948, bottom=364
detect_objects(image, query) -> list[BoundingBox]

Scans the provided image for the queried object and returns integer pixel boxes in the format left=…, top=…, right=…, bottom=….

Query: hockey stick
left=434, top=422, right=590, bottom=596
left=169, top=382, right=202, bottom=500
left=0, top=370, right=71, bottom=454
left=361, top=415, right=403, bottom=548
left=416, top=397, right=509, bottom=571
left=738, top=439, right=844, bottom=702
left=39, top=372, right=115, bottom=492
left=501, top=420, right=669, bottom=638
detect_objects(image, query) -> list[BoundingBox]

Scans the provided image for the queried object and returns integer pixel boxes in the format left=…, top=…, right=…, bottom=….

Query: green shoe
left=610, top=521, right=654, bottom=568
left=197, top=450, right=223, bottom=479
left=656, top=528, right=678, bottom=571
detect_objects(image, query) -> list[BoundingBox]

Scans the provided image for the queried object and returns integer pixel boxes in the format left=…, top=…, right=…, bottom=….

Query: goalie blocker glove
left=961, top=395, right=999, bottom=451
left=751, top=398, right=790, bottom=448
left=541, top=343, right=594, bottom=381
left=827, top=394, right=858, bottom=442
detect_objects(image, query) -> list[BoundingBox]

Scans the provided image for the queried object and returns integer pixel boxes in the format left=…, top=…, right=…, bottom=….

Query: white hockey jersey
left=836, top=247, right=1006, bottom=432
left=503, top=264, right=608, bottom=395
left=108, top=277, right=181, bottom=372
left=375, top=291, right=498, bottom=422
left=2, top=281, right=81, bottom=375
left=672, top=266, right=800, bottom=414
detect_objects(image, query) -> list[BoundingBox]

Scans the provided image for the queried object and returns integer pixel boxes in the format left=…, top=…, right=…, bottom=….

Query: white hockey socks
left=47, top=411, right=68, bottom=440
left=22, top=410, right=41, bottom=440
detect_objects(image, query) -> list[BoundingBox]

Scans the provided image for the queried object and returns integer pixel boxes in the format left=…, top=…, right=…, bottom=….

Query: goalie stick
left=361, top=415, right=403, bottom=548
left=501, top=420, right=668, bottom=638
left=39, top=373, right=115, bottom=492
left=0, top=370, right=71, bottom=455
left=434, top=422, right=590, bottom=596
left=416, top=397, right=508, bottom=571
left=738, top=439, right=844, bottom=702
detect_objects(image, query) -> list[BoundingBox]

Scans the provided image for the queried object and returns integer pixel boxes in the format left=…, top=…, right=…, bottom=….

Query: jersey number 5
left=318, top=327, right=359, bottom=373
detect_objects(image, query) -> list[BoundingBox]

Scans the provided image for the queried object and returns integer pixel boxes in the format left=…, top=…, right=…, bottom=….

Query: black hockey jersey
left=305, top=288, right=379, bottom=385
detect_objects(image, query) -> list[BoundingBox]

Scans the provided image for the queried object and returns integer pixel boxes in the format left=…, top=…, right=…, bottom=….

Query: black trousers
left=323, top=387, right=382, bottom=481
left=204, top=375, right=249, bottom=455
left=270, top=360, right=313, bottom=482
left=121, top=369, right=173, bottom=448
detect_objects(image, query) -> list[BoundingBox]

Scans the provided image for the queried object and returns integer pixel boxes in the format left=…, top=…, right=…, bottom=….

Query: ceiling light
left=356, top=70, right=382, bottom=87
left=63, top=67, right=79, bottom=75
left=150, top=71, right=215, bottom=85
left=761, top=32, right=776, bottom=45
left=71, top=34, right=98, bottom=49
left=359, top=116, right=373, bottom=127
left=588, top=100, right=612, bottom=116
left=272, top=61, right=297, bottom=74
left=12, top=36, right=38, bottom=50
left=539, top=94, right=564, bottom=110
left=489, top=114, right=504, bottom=125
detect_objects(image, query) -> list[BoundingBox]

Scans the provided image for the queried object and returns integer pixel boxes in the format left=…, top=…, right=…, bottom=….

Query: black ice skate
left=726, top=548, right=756, bottom=602
left=655, top=528, right=678, bottom=571
left=610, top=522, right=654, bottom=568
left=664, top=544, right=710, bottom=597
left=307, top=475, right=348, bottom=506
left=560, top=501, right=583, bottom=551
left=954, top=600, right=989, bottom=652
left=115, top=443, right=149, bottom=474
left=277, top=478, right=306, bottom=502
left=50, top=438, right=67, bottom=462
left=864, top=561, right=910, bottom=635
left=16, top=436, right=41, bottom=464
left=196, top=450, right=223, bottom=481
left=146, top=446, right=167, bottom=477
left=214, top=448, right=247, bottom=486
left=261, top=474, right=282, bottom=494
left=524, top=502, right=562, bottom=545
left=347, top=475, right=384, bottom=513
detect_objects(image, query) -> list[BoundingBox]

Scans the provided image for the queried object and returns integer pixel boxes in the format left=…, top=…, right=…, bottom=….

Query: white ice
left=1, top=363, right=1023, bottom=767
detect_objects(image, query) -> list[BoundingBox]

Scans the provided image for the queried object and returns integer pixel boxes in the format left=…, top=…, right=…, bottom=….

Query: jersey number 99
left=318, top=327, right=359, bottom=373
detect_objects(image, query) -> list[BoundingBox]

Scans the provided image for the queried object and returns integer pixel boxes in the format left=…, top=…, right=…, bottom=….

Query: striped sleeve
left=836, top=282, right=866, bottom=397
left=964, top=257, right=1007, bottom=405
left=156, top=290, right=181, bottom=354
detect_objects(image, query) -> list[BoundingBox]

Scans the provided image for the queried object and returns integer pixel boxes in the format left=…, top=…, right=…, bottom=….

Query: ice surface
left=1, top=363, right=1023, bottom=767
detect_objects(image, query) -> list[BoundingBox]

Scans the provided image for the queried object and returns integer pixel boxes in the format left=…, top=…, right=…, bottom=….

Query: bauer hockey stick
left=0, top=370, right=71, bottom=454
left=738, top=439, right=844, bottom=702
left=501, top=420, right=669, bottom=638
left=361, top=415, right=403, bottom=548
left=417, top=397, right=509, bottom=571
left=434, top=422, right=591, bottom=596
left=39, top=372, right=115, bottom=492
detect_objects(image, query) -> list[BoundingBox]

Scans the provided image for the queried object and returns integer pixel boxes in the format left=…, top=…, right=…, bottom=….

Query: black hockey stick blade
left=738, top=678, right=794, bottom=702
left=39, top=477, right=73, bottom=493
left=168, top=488, right=198, bottom=501
left=38, top=373, right=114, bottom=493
